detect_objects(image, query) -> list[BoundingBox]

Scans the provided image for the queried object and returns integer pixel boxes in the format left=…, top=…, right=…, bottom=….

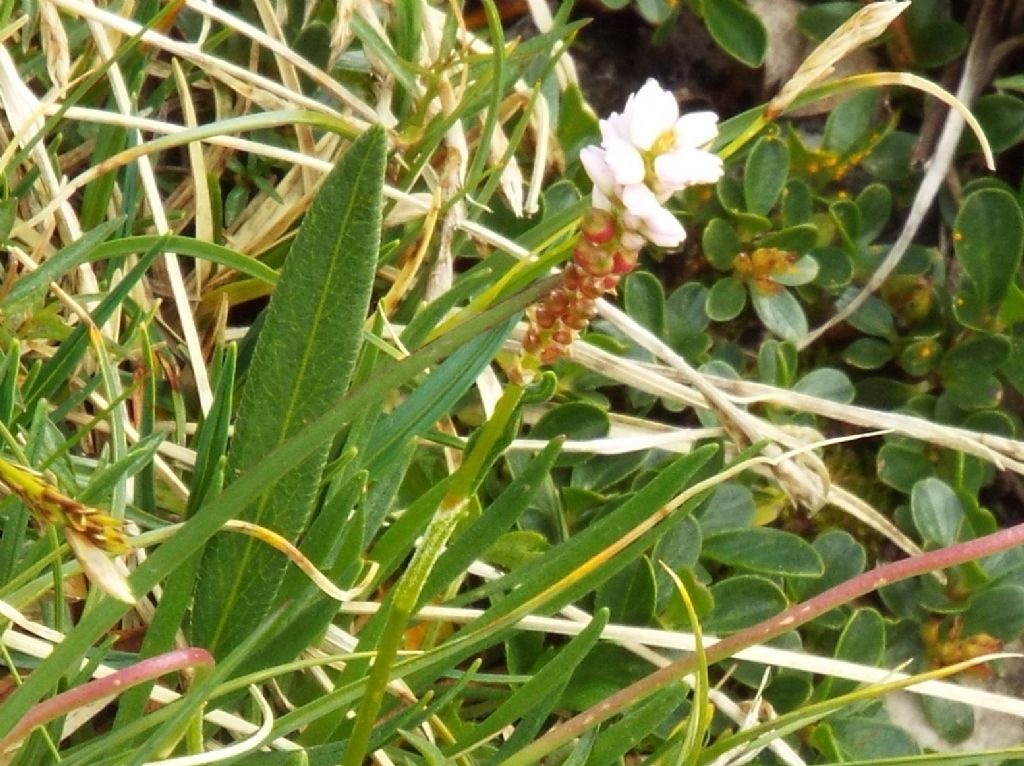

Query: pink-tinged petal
left=621, top=183, right=662, bottom=217
left=620, top=91, right=639, bottom=120
left=629, top=80, right=679, bottom=150
left=580, top=146, right=616, bottom=196
left=641, top=206, right=687, bottom=247
left=621, top=230, right=647, bottom=250
left=591, top=186, right=613, bottom=211
left=600, top=111, right=631, bottom=144
left=604, top=140, right=646, bottom=185
left=673, top=111, right=720, bottom=148
left=654, top=149, right=724, bottom=190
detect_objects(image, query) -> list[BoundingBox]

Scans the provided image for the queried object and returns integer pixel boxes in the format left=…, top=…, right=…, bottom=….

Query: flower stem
left=341, top=385, right=524, bottom=766
left=0, top=647, right=214, bottom=753
left=499, top=521, right=1024, bottom=766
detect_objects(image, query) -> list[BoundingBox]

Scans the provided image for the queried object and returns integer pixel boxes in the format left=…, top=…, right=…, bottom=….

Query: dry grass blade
left=335, top=596, right=1024, bottom=718
left=52, top=0, right=362, bottom=119
left=800, top=6, right=1000, bottom=347
left=768, top=1, right=912, bottom=116
left=184, top=0, right=377, bottom=121
left=38, top=1, right=71, bottom=91
left=145, top=685, right=273, bottom=766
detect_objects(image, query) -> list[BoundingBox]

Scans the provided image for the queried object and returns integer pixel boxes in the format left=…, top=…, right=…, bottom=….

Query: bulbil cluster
left=520, top=208, right=638, bottom=370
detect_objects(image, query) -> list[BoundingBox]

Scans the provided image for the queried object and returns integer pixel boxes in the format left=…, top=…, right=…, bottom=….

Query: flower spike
left=515, top=80, right=723, bottom=381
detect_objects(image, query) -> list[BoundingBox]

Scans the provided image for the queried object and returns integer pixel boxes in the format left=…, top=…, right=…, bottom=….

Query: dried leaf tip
left=770, top=1, right=912, bottom=116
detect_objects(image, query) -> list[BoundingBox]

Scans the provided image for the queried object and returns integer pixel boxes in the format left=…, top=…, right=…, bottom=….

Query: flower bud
left=581, top=207, right=616, bottom=245
left=522, top=327, right=542, bottom=354
left=564, top=311, right=590, bottom=331
left=552, top=326, right=573, bottom=346
left=563, top=263, right=583, bottom=291
left=611, top=249, right=639, bottom=274
left=547, top=288, right=571, bottom=313
left=580, top=278, right=605, bottom=300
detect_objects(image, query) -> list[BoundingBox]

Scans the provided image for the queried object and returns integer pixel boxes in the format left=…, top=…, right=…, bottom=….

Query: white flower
left=580, top=78, right=724, bottom=248
left=621, top=184, right=687, bottom=248
left=580, top=146, right=616, bottom=210
left=622, top=79, right=681, bottom=151
left=600, top=80, right=723, bottom=196
left=651, top=111, right=724, bottom=199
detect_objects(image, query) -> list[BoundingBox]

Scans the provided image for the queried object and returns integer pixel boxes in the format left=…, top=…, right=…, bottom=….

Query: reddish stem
left=504, top=522, right=1024, bottom=766
left=0, top=647, right=214, bottom=752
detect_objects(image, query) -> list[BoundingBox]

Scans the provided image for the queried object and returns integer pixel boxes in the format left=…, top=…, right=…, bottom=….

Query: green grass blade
left=190, top=126, right=387, bottom=658
left=0, top=277, right=548, bottom=736
left=455, top=448, right=718, bottom=631
left=247, top=471, right=367, bottom=670
left=78, top=431, right=165, bottom=505
left=583, top=686, right=688, bottom=766
left=270, top=446, right=717, bottom=745
left=363, top=319, right=516, bottom=474
left=186, top=344, right=237, bottom=516
left=453, top=609, right=609, bottom=759
left=134, top=325, right=158, bottom=514
left=341, top=384, right=525, bottom=766
left=421, top=439, right=563, bottom=603
left=112, top=344, right=238, bottom=729
left=0, top=339, right=20, bottom=427
left=89, top=235, right=279, bottom=285
left=22, top=247, right=160, bottom=409
left=125, top=607, right=291, bottom=766
left=79, top=124, right=126, bottom=232
left=1, top=219, right=125, bottom=311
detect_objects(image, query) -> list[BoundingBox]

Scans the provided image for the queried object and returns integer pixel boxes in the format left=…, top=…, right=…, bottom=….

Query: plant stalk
left=500, top=521, right=1024, bottom=766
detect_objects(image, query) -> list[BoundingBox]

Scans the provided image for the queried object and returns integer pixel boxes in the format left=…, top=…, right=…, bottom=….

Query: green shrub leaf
left=843, top=338, right=893, bottom=369
left=703, top=527, right=823, bottom=577
left=624, top=271, right=667, bottom=336
left=595, top=557, right=658, bottom=624
left=793, top=367, right=854, bottom=403
left=704, top=575, right=788, bottom=633
left=703, top=0, right=767, bottom=67
left=706, top=276, right=747, bottom=321
left=703, top=217, right=742, bottom=270
left=751, top=288, right=807, bottom=342
left=953, top=189, right=1024, bottom=323
left=964, top=585, right=1024, bottom=640
left=744, top=135, right=789, bottom=216
left=911, top=477, right=963, bottom=547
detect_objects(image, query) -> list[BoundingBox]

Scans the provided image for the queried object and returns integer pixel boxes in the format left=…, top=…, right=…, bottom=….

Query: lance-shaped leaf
left=190, top=126, right=386, bottom=657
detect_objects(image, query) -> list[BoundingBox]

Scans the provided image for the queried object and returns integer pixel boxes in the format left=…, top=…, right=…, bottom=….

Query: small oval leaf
left=751, top=288, right=808, bottom=342
left=744, top=135, right=790, bottom=216
left=703, top=0, right=768, bottom=67
left=954, top=189, right=1024, bottom=320
left=703, top=527, right=824, bottom=577
left=911, top=477, right=963, bottom=547
left=705, top=575, right=788, bottom=633
left=706, top=276, right=747, bottom=321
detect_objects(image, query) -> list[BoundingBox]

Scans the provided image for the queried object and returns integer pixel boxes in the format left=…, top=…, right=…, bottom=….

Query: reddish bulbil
left=573, top=240, right=614, bottom=276
left=533, top=306, right=558, bottom=329
left=538, top=345, right=563, bottom=365
left=516, top=206, right=651, bottom=378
